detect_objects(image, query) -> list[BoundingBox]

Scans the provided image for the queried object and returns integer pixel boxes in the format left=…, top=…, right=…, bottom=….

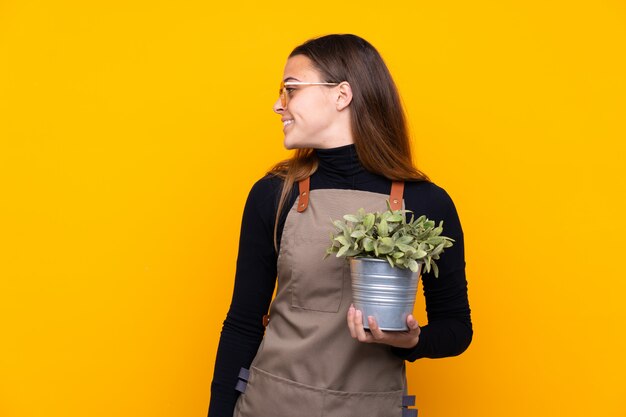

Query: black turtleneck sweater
left=208, top=144, right=472, bottom=416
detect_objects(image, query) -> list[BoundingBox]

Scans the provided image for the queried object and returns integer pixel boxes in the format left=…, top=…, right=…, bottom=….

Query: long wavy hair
left=269, top=34, right=430, bottom=250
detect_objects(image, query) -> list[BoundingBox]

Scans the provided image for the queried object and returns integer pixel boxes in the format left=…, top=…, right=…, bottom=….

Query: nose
left=273, top=97, right=284, bottom=114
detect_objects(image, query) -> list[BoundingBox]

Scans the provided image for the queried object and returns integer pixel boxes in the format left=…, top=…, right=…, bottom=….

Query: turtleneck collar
left=314, top=144, right=382, bottom=186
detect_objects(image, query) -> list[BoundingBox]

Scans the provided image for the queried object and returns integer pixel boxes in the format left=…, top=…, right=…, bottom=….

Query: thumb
left=407, top=315, right=420, bottom=332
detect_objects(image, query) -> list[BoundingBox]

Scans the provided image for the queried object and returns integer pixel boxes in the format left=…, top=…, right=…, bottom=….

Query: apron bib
left=234, top=181, right=411, bottom=417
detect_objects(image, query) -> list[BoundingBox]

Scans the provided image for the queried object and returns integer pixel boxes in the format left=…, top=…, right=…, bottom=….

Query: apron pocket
left=290, top=258, right=347, bottom=313
left=322, top=388, right=404, bottom=417
left=234, top=366, right=404, bottom=417
left=235, top=367, right=324, bottom=417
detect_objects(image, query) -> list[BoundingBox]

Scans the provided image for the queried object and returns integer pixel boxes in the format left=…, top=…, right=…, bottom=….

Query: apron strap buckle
left=235, top=367, right=250, bottom=393
left=402, top=395, right=417, bottom=416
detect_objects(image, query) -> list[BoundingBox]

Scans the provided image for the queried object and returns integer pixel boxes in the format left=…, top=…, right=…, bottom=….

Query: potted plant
left=325, top=201, right=454, bottom=331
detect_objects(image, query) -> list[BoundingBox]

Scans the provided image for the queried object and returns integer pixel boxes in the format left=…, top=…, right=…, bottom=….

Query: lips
left=282, top=119, right=294, bottom=127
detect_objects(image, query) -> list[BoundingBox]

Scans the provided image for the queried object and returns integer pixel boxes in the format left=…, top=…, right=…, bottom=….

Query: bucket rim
left=349, top=257, right=391, bottom=263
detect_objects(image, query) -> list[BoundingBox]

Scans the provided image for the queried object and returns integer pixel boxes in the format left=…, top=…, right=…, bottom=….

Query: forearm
left=391, top=317, right=473, bottom=361
left=208, top=309, right=266, bottom=416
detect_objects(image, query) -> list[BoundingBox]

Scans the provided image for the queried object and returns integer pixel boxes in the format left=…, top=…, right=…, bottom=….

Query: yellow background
left=1, top=1, right=625, bottom=416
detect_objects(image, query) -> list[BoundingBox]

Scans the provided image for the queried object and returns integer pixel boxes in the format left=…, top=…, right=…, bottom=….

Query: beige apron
left=233, top=180, right=413, bottom=417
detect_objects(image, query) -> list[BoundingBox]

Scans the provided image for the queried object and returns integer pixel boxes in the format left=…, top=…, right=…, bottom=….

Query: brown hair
left=269, top=34, right=430, bottom=250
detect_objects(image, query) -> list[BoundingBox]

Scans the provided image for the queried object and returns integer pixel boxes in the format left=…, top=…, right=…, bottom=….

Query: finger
left=354, top=309, right=371, bottom=343
left=347, top=304, right=357, bottom=338
left=368, top=316, right=385, bottom=341
left=406, top=314, right=421, bottom=334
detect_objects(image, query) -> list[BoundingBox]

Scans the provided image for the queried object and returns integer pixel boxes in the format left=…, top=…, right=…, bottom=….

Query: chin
left=283, top=136, right=308, bottom=150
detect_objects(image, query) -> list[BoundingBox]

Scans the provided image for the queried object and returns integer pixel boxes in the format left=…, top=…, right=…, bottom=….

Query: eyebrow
left=283, top=76, right=301, bottom=82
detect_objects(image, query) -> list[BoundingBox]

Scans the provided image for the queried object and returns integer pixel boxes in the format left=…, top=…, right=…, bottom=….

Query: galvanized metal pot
left=349, top=257, right=422, bottom=331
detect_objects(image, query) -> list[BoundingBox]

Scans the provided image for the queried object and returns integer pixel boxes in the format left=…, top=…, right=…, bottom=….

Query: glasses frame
left=279, top=81, right=341, bottom=107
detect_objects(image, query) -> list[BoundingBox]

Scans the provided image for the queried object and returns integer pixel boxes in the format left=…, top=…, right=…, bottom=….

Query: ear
left=335, top=81, right=353, bottom=111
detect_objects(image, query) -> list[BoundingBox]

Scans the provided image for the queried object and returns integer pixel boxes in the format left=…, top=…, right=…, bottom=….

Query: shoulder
left=249, top=174, right=284, bottom=197
left=404, top=180, right=466, bottom=275
left=239, top=175, right=286, bottom=233
left=238, top=175, right=280, bottom=219
left=244, top=174, right=298, bottom=217
left=404, top=180, right=452, bottom=200
left=403, top=180, right=458, bottom=219
left=242, top=174, right=298, bottom=240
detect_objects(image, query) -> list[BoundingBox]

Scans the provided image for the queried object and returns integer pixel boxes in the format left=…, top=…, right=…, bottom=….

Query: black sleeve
left=391, top=183, right=473, bottom=361
left=207, top=176, right=283, bottom=417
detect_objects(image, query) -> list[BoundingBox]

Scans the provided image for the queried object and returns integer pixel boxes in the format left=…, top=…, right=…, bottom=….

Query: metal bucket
left=349, top=257, right=421, bottom=331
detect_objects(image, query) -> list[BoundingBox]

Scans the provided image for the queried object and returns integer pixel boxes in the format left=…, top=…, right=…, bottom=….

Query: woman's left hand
left=347, top=304, right=420, bottom=349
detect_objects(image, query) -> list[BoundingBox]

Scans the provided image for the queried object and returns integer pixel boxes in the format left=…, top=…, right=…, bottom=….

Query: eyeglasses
left=278, top=81, right=340, bottom=107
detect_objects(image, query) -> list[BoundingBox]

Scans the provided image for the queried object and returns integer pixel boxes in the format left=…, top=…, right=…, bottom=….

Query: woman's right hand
left=347, top=304, right=421, bottom=349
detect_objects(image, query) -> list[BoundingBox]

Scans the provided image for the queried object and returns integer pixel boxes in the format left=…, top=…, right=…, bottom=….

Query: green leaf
left=363, top=213, right=375, bottom=231
left=431, top=242, right=445, bottom=256
left=408, top=259, right=419, bottom=272
left=350, top=230, right=366, bottom=239
left=343, top=214, right=360, bottom=223
left=378, top=219, right=389, bottom=237
left=415, top=249, right=427, bottom=259
left=378, top=237, right=394, bottom=254
left=362, top=237, right=374, bottom=252
left=426, top=236, right=444, bottom=245
left=332, top=221, right=348, bottom=236
left=395, top=243, right=414, bottom=252
left=386, top=255, right=394, bottom=268
left=335, top=236, right=351, bottom=246
left=387, top=213, right=403, bottom=222
left=431, top=261, right=439, bottom=278
left=396, top=235, right=414, bottom=245
left=336, top=245, right=350, bottom=257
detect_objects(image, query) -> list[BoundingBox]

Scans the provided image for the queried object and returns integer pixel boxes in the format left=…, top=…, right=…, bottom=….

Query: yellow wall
left=1, top=1, right=625, bottom=416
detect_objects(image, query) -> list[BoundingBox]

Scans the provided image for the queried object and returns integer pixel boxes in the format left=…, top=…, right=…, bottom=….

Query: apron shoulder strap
left=389, top=181, right=405, bottom=211
left=297, top=178, right=405, bottom=212
left=297, top=177, right=310, bottom=213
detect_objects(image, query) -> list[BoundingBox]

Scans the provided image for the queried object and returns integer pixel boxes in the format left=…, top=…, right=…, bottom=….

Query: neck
left=314, top=144, right=373, bottom=183
left=314, top=137, right=354, bottom=149
left=315, top=110, right=353, bottom=149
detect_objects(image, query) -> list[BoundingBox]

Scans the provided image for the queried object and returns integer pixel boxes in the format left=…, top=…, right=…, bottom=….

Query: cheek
left=292, top=99, right=330, bottom=125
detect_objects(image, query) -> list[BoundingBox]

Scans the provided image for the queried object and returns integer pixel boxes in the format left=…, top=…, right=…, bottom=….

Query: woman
left=208, top=34, right=472, bottom=417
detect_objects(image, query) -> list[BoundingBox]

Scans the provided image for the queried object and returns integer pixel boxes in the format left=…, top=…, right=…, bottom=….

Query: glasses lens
left=279, top=81, right=286, bottom=107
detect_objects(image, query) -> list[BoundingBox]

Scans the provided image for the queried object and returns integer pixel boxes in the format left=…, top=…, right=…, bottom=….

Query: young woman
left=208, top=34, right=472, bottom=417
